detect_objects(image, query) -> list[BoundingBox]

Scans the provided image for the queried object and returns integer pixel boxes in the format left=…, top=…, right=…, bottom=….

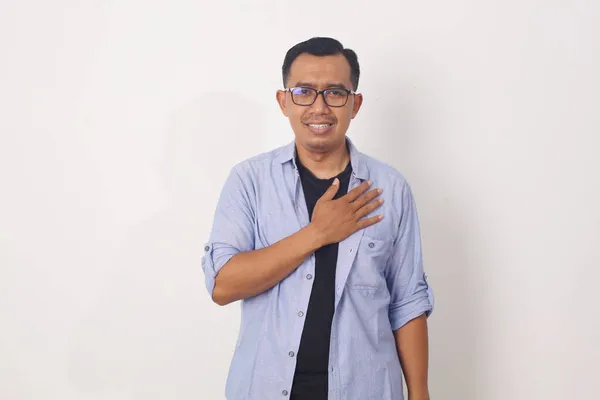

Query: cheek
left=334, top=109, right=352, bottom=125
left=290, top=108, right=307, bottom=124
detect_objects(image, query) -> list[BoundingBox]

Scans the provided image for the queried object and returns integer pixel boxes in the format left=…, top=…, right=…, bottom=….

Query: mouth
left=304, top=122, right=335, bottom=134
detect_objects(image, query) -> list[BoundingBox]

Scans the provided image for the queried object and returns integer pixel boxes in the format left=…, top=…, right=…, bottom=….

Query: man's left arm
left=394, top=314, right=429, bottom=400
left=385, top=180, right=434, bottom=400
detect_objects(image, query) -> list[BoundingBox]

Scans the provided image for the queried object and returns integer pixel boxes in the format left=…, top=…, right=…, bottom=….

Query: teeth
left=309, top=124, right=331, bottom=129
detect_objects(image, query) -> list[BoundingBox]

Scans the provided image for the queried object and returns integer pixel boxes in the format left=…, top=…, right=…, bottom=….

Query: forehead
left=287, top=53, right=352, bottom=88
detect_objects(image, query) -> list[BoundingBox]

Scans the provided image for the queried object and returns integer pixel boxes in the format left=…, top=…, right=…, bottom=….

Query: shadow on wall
left=423, top=194, right=477, bottom=400
left=377, top=84, right=478, bottom=399
left=67, top=93, right=264, bottom=399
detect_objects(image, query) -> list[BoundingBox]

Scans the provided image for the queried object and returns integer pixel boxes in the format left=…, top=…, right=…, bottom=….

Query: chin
left=302, top=133, right=344, bottom=153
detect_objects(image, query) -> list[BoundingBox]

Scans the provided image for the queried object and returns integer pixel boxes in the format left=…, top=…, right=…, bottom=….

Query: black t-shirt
left=290, top=154, right=353, bottom=400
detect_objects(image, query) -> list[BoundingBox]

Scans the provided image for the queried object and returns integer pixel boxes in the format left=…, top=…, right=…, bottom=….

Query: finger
left=319, top=178, right=340, bottom=201
left=350, top=188, right=382, bottom=211
left=356, top=214, right=384, bottom=230
left=355, top=198, right=384, bottom=219
left=342, top=180, right=372, bottom=202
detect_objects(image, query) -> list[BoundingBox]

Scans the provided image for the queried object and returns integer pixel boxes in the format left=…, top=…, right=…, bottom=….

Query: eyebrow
left=293, top=82, right=349, bottom=90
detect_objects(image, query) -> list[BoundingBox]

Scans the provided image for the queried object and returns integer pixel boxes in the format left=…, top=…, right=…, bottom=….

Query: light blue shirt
left=202, top=137, right=434, bottom=400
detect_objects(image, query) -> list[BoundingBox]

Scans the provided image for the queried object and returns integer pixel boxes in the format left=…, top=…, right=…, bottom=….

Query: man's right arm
left=203, top=168, right=383, bottom=306
left=212, top=224, right=322, bottom=305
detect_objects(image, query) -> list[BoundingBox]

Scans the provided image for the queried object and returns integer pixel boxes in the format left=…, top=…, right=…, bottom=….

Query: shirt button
left=368, top=242, right=375, bottom=248
left=289, top=351, right=295, bottom=357
left=282, top=390, right=289, bottom=396
left=298, top=311, right=304, bottom=317
left=204, top=245, right=210, bottom=251
left=306, top=274, right=313, bottom=280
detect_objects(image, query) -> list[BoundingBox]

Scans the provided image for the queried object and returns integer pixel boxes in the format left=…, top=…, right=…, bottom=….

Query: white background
left=1, top=1, right=599, bottom=399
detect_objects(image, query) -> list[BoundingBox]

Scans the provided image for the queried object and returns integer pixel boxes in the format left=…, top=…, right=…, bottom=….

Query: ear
left=276, top=90, right=289, bottom=117
left=351, top=93, right=363, bottom=119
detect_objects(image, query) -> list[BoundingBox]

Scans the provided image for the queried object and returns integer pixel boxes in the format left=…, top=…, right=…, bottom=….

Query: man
left=202, top=37, right=434, bottom=400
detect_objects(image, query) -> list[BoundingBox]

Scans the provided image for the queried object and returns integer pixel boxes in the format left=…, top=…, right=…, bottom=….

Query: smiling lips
left=305, top=122, right=334, bottom=134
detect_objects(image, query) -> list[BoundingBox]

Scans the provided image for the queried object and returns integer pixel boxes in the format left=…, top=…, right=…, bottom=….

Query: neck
left=296, top=139, right=350, bottom=179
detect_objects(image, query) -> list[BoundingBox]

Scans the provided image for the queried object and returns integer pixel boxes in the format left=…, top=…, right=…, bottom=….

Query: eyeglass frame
left=283, top=86, right=357, bottom=107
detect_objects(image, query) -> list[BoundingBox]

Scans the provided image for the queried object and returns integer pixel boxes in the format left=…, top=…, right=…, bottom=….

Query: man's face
left=276, top=53, right=363, bottom=153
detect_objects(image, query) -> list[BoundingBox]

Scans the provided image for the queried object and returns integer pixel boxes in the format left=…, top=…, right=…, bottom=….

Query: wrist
left=408, top=389, right=430, bottom=400
left=303, top=223, right=325, bottom=251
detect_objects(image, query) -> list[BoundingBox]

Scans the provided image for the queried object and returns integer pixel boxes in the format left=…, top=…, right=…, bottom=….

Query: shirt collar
left=275, top=136, right=369, bottom=180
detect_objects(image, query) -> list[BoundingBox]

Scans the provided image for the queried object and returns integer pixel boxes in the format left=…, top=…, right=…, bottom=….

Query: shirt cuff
left=201, top=242, right=236, bottom=297
left=389, top=289, right=434, bottom=331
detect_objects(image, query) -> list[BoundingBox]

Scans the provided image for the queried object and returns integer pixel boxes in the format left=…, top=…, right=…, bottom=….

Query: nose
left=310, top=91, right=330, bottom=113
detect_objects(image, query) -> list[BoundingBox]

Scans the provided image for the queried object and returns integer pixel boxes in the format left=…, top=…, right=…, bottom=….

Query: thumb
left=320, top=178, right=340, bottom=201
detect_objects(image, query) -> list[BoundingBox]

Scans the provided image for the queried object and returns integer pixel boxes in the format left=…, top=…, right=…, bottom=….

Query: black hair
left=282, top=37, right=360, bottom=91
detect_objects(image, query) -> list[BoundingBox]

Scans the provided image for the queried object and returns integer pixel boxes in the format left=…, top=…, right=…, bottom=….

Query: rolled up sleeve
left=202, top=165, right=255, bottom=297
left=386, top=181, right=434, bottom=331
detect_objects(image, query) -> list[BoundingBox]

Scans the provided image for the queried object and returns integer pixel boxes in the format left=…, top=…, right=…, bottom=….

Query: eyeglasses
left=284, top=86, right=356, bottom=107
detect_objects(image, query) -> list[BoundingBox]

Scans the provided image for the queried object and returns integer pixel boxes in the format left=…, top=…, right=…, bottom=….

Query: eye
left=292, top=87, right=314, bottom=95
left=326, top=89, right=345, bottom=97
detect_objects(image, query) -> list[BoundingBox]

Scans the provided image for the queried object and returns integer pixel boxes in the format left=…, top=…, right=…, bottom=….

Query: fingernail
left=368, top=180, right=373, bottom=186
left=380, top=198, right=384, bottom=204
left=333, top=178, right=339, bottom=185
left=378, top=188, right=383, bottom=194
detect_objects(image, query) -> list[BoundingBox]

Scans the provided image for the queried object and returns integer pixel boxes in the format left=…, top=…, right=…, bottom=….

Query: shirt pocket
left=346, top=235, right=392, bottom=292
